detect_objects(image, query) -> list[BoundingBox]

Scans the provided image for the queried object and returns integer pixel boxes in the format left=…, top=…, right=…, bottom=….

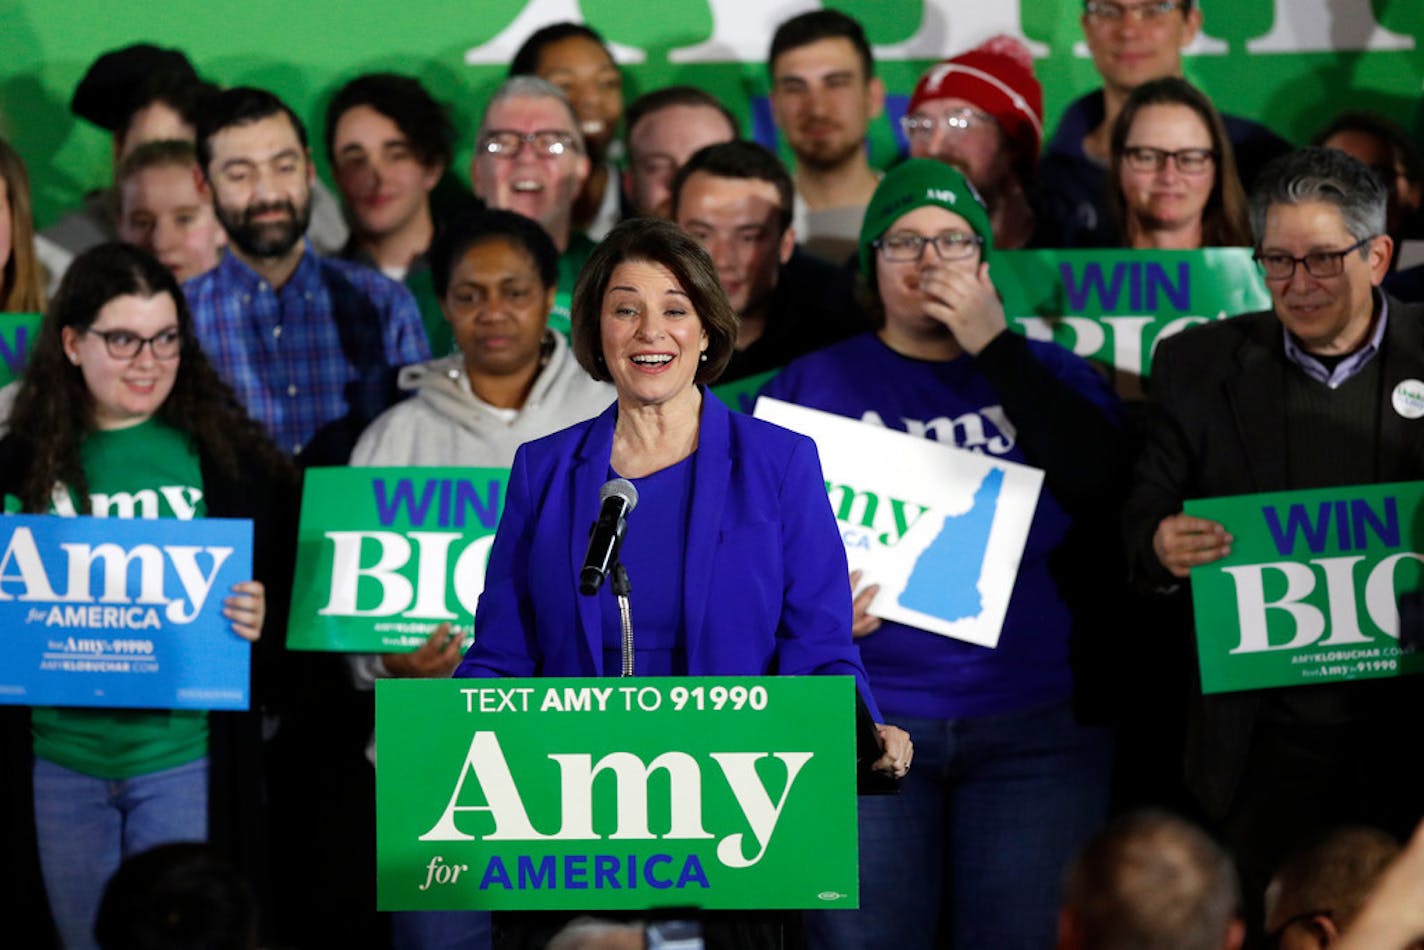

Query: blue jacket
left=455, top=390, right=882, bottom=722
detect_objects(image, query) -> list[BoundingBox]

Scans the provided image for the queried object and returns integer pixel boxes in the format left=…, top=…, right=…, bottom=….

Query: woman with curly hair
left=0, top=242, right=294, bottom=949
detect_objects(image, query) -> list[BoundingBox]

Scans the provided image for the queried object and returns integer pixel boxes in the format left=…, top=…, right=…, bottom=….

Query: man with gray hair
left=1125, top=146, right=1424, bottom=934
left=1058, top=810, right=1244, bottom=950
left=469, top=75, right=592, bottom=335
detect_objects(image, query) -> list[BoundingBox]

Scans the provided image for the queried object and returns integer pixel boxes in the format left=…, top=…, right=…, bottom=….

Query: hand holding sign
left=223, top=580, right=266, bottom=642
left=1153, top=512, right=1233, bottom=578
left=919, top=260, right=1006, bottom=357
left=383, top=622, right=466, bottom=678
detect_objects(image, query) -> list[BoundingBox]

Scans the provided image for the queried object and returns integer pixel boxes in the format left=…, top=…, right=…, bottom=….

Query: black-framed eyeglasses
left=479, top=130, right=578, bottom=159
left=874, top=231, right=984, bottom=263
left=1254, top=235, right=1375, bottom=280
left=85, top=328, right=183, bottom=360
left=900, top=108, right=995, bottom=140
left=1085, top=0, right=1187, bottom=22
left=1122, top=145, right=1216, bottom=175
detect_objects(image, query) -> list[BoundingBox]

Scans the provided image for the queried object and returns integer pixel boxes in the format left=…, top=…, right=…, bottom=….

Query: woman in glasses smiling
left=1108, top=77, right=1251, bottom=249
left=0, top=243, right=293, bottom=948
left=767, top=160, right=1125, bottom=948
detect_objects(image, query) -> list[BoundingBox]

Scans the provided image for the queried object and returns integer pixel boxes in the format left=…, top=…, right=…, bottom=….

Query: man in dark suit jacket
left=1125, top=147, right=1424, bottom=933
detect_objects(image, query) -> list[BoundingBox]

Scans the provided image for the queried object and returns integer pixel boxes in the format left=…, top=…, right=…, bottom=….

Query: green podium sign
left=376, top=676, right=858, bottom=912
left=1186, top=481, right=1424, bottom=693
left=286, top=467, right=507, bottom=652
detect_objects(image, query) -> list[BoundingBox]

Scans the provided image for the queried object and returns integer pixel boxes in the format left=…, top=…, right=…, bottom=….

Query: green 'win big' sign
left=286, top=467, right=508, bottom=652
left=1186, top=482, right=1424, bottom=694
left=375, top=677, right=859, bottom=912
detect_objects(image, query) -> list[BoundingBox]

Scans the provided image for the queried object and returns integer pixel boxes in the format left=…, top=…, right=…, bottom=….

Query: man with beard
left=768, top=9, right=886, bottom=265
left=903, top=36, right=1045, bottom=250
left=188, top=86, right=429, bottom=458
left=469, top=76, right=592, bottom=337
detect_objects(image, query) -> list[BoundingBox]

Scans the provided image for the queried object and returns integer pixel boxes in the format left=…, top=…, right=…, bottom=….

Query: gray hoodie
left=350, top=332, right=615, bottom=468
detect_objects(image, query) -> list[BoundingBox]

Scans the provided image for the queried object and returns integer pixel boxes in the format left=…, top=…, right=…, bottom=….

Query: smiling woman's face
left=599, top=259, right=707, bottom=408
left=61, top=292, right=182, bottom=430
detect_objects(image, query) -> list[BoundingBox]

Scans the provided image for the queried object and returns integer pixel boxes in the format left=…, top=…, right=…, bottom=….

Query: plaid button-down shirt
left=185, top=246, right=430, bottom=455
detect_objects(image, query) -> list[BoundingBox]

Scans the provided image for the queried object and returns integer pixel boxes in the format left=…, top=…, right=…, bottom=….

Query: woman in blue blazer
left=454, top=218, right=904, bottom=757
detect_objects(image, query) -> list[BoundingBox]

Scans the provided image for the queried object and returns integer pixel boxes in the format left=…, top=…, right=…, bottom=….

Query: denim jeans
left=804, top=701, right=1112, bottom=950
left=33, top=756, right=208, bottom=950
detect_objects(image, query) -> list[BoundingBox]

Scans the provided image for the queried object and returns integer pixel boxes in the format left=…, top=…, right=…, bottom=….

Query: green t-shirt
left=550, top=232, right=597, bottom=340
left=28, top=418, right=212, bottom=780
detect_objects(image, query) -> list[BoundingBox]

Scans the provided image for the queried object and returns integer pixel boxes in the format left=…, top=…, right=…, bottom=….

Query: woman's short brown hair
left=570, top=217, right=738, bottom=386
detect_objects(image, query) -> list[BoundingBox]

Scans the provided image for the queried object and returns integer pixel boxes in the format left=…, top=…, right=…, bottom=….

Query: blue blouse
left=599, top=457, right=695, bottom=676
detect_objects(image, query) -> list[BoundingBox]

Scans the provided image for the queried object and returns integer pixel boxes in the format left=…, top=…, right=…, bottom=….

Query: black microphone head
left=599, top=477, right=638, bottom=513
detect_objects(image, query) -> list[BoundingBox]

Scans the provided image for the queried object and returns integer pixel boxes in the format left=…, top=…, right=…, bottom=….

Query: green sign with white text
left=376, top=676, right=859, bottom=911
left=1185, top=482, right=1424, bottom=694
left=286, top=467, right=507, bottom=652
left=998, top=249, right=1272, bottom=400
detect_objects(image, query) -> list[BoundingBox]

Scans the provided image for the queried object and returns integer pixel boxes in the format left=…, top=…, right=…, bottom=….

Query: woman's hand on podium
left=383, top=622, right=467, bottom=678
left=872, top=723, right=913, bottom=780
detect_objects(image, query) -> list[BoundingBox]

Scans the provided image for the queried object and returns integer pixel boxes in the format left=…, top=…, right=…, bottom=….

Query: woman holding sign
left=0, top=243, right=293, bottom=948
left=1108, top=77, right=1251, bottom=250
left=762, top=160, right=1125, bottom=949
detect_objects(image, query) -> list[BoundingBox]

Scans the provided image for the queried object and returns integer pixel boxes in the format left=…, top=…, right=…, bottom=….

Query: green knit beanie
left=858, top=158, right=994, bottom=283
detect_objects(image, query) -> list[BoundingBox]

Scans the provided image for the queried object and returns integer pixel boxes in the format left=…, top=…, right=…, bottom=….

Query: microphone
left=580, top=478, right=639, bottom=595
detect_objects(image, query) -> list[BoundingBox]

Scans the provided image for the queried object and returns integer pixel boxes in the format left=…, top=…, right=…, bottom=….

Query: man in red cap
left=902, top=35, right=1043, bottom=250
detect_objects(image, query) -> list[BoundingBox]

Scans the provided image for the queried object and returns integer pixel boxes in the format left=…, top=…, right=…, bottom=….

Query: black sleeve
left=972, top=330, right=1127, bottom=512
left=1121, top=335, right=1197, bottom=591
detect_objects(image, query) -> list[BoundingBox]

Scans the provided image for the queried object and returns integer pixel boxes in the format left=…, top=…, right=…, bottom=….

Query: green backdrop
left=2, top=0, right=1421, bottom=226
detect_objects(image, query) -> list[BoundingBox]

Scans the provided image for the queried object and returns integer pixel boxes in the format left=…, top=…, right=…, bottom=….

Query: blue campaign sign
left=0, top=514, right=254, bottom=710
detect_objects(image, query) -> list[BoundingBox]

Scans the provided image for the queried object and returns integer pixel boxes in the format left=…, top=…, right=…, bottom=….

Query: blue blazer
left=455, top=390, right=882, bottom=722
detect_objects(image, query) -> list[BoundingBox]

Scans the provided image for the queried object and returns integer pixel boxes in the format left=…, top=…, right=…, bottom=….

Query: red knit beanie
left=907, top=35, right=1044, bottom=171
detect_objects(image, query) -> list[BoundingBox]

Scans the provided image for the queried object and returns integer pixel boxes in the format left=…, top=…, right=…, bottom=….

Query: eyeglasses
left=900, top=108, right=995, bottom=141
left=85, top=328, right=183, bottom=360
left=1254, top=235, right=1376, bottom=280
left=874, top=231, right=984, bottom=263
left=1122, top=146, right=1216, bottom=175
left=478, top=130, right=578, bottom=159
left=1084, top=0, right=1187, bottom=23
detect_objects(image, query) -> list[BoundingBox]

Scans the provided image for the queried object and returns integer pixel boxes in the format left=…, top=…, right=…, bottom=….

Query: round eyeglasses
left=85, top=328, right=183, bottom=360
left=479, top=130, right=578, bottom=159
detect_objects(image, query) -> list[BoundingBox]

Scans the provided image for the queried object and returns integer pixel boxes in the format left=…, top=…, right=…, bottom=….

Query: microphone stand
left=611, top=562, right=634, bottom=677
